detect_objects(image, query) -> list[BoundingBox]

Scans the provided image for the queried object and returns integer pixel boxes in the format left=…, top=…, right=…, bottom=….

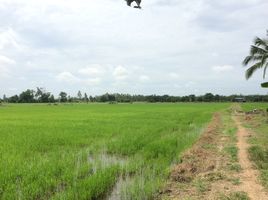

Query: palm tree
left=243, top=35, right=268, bottom=84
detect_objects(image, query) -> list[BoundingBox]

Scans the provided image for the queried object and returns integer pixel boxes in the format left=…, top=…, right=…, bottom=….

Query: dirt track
left=233, top=116, right=268, bottom=200
left=159, top=112, right=268, bottom=200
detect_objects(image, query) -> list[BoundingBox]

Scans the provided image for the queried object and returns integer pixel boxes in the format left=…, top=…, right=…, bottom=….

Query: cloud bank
left=0, top=0, right=267, bottom=96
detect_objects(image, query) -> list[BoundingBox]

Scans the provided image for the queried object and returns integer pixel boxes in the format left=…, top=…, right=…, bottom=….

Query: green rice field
left=241, top=103, right=268, bottom=112
left=0, top=103, right=229, bottom=200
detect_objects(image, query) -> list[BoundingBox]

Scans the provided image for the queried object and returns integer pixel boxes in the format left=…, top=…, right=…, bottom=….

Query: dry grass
left=158, top=109, right=249, bottom=200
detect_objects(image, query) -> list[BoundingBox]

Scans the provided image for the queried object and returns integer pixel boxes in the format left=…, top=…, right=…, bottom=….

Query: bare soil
left=233, top=116, right=268, bottom=200
left=158, top=113, right=235, bottom=199
left=158, top=111, right=268, bottom=200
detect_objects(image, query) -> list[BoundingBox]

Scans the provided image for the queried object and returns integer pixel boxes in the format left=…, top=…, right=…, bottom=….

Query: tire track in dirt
left=233, top=116, right=268, bottom=200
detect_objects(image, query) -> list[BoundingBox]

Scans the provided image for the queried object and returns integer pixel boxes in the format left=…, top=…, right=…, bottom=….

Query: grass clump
left=220, top=191, right=249, bottom=200
left=228, top=163, right=242, bottom=172
left=227, top=177, right=241, bottom=185
left=224, top=146, right=238, bottom=162
left=248, top=145, right=268, bottom=169
left=193, top=179, right=209, bottom=193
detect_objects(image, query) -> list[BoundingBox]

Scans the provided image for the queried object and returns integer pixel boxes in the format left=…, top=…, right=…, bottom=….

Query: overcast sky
left=0, top=0, right=267, bottom=97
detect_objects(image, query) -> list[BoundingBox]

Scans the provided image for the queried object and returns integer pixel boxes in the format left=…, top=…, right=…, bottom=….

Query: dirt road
left=233, top=116, right=268, bottom=200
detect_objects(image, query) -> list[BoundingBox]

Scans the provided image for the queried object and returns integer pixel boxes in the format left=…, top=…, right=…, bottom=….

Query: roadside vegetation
left=241, top=103, right=268, bottom=188
left=159, top=107, right=249, bottom=200
left=0, top=103, right=228, bottom=199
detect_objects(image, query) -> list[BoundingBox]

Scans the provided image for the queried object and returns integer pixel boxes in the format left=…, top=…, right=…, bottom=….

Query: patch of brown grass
left=170, top=113, right=221, bottom=184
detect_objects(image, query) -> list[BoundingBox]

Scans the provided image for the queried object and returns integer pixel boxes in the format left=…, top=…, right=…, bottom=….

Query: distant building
left=233, top=97, right=246, bottom=102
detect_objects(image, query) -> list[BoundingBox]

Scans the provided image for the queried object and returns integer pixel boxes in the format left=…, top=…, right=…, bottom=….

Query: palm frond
left=250, top=45, right=267, bottom=56
left=263, top=62, right=268, bottom=79
left=254, top=37, right=268, bottom=47
left=260, top=54, right=268, bottom=67
left=245, top=62, right=262, bottom=80
left=242, top=55, right=263, bottom=66
left=261, top=82, right=268, bottom=88
left=243, top=34, right=268, bottom=80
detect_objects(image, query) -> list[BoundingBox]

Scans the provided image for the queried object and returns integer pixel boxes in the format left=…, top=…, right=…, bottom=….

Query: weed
left=228, top=163, right=242, bottom=172
left=227, top=178, right=241, bottom=185
left=225, top=146, right=238, bottom=162
left=220, top=191, right=249, bottom=200
left=248, top=145, right=268, bottom=169
left=193, top=179, right=209, bottom=193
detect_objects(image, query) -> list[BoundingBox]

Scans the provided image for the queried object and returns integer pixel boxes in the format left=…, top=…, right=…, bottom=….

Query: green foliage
left=19, top=89, right=35, bottom=103
left=228, top=163, right=242, bottom=172
left=249, top=145, right=268, bottom=169
left=225, top=146, right=238, bottom=162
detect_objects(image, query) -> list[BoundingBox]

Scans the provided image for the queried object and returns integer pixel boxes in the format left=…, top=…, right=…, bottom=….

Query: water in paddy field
left=88, top=152, right=131, bottom=200
left=107, top=175, right=132, bottom=200
left=88, top=152, right=127, bottom=172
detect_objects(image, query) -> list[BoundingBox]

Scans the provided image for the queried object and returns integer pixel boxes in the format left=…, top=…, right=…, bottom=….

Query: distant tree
left=189, top=94, right=196, bottom=102
left=35, top=87, right=43, bottom=101
left=19, top=89, right=35, bottom=103
left=203, top=93, right=214, bottom=102
left=84, top=93, right=89, bottom=103
left=77, top=91, right=82, bottom=101
left=181, top=96, right=190, bottom=102
left=108, top=94, right=116, bottom=102
left=243, top=32, right=268, bottom=87
left=9, top=95, right=19, bottom=103
left=196, top=96, right=203, bottom=102
left=35, top=87, right=51, bottom=103
left=3, top=95, right=7, bottom=103
left=214, top=94, right=220, bottom=102
left=59, top=92, right=68, bottom=103
left=48, top=95, right=55, bottom=103
left=67, top=95, right=72, bottom=102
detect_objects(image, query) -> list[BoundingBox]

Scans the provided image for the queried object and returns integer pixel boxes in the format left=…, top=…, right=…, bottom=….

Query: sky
left=0, top=0, right=267, bottom=97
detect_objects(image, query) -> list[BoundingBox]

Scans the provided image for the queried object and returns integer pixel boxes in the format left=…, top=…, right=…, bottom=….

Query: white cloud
left=84, top=78, right=101, bottom=86
left=0, top=0, right=268, bottom=96
left=113, top=65, right=128, bottom=80
left=169, top=72, right=180, bottom=79
left=78, top=64, right=106, bottom=76
left=0, top=65, right=10, bottom=78
left=0, top=55, right=16, bottom=65
left=0, top=28, right=21, bottom=50
left=212, top=65, right=234, bottom=73
left=0, top=55, right=15, bottom=78
left=185, top=81, right=196, bottom=88
left=139, top=75, right=150, bottom=82
left=56, top=71, right=79, bottom=83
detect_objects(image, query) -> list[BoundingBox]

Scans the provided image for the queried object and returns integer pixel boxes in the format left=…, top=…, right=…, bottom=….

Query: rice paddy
left=0, top=103, right=229, bottom=200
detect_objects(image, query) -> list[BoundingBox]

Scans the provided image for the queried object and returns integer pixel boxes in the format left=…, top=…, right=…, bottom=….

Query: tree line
left=1, top=87, right=268, bottom=103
